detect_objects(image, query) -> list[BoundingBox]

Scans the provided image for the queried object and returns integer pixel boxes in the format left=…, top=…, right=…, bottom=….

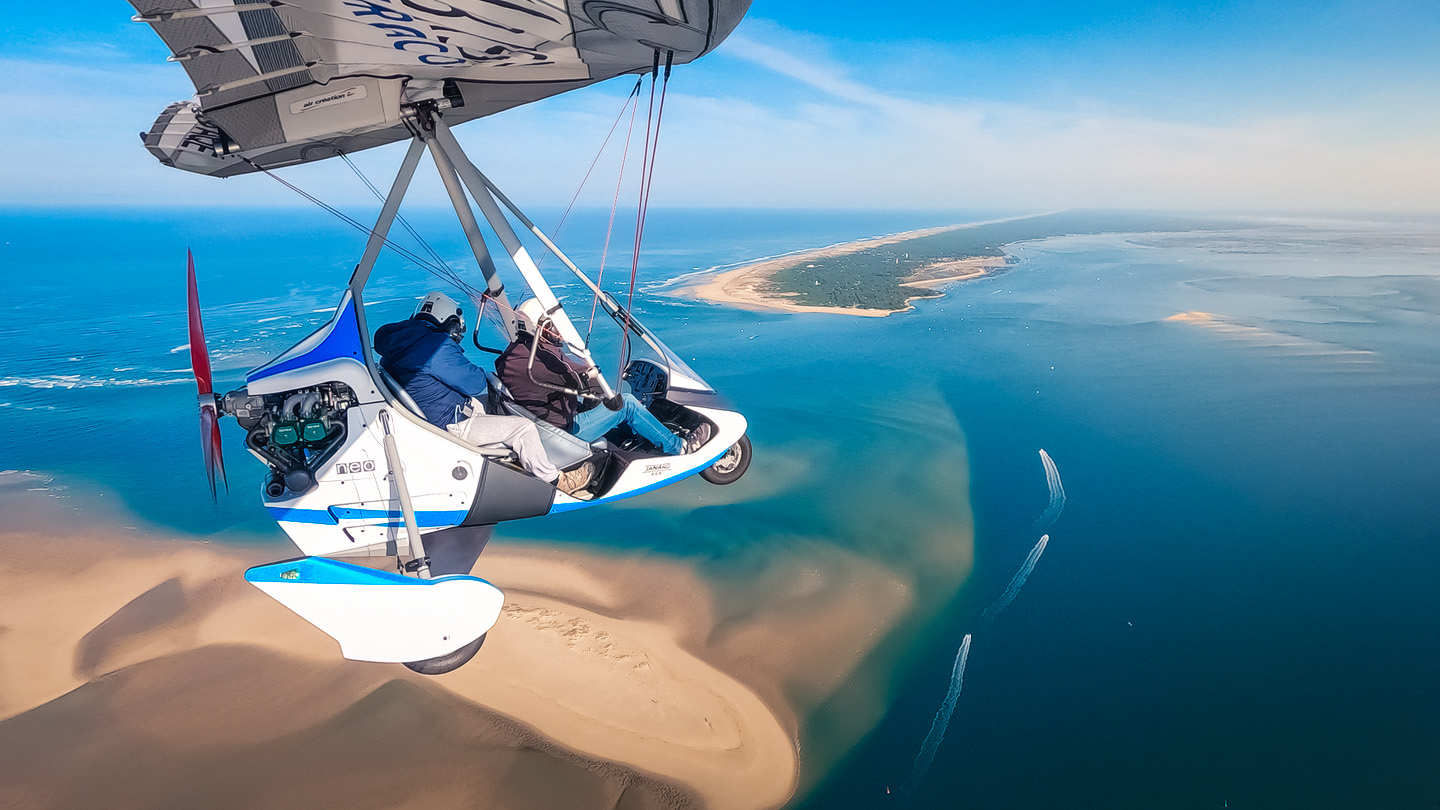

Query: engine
left=220, top=382, right=358, bottom=498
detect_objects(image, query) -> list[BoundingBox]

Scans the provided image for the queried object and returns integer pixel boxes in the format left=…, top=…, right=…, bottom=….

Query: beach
left=0, top=484, right=809, bottom=810
left=0, top=470, right=940, bottom=810
left=683, top=223, right=1009, bottom=316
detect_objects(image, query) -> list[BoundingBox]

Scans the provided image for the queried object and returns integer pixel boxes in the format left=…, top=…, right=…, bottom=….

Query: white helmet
left=514, top=298, right=547, bottom=335
left=415, top=291, right=465, bottom=337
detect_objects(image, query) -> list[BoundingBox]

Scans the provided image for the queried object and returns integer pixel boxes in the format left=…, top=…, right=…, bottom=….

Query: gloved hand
left=604, top=393, right=624, bottom=411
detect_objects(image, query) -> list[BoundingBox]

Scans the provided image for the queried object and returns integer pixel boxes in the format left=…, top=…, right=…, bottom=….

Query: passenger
left=374, top=291, right=593, bottom=494
left=495, top=299, right=711, bottom=454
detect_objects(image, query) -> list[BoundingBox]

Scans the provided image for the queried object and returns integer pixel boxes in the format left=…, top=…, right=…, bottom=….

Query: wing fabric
left=130, top=0, right=751, bottom=176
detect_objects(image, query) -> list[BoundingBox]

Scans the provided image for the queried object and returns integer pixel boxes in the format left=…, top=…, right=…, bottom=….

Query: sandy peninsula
left=683, top=223, right=1009, bottom=317
left=0, top=482, right=919, bottom=810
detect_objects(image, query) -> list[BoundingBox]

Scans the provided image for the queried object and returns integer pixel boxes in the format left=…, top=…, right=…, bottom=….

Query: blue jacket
left=373, top=318, right=489, bottom=428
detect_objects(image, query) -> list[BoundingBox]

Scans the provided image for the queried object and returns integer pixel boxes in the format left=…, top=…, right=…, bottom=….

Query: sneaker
left=683, top=423, right=713, bottom=455
left=556, top=461, right=595, bottom=496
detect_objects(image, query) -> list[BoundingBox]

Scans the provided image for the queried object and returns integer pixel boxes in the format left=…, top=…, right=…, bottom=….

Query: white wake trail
left=901, top=633, right=972, bottom=799
left=1034, top=448, right=1066, bottom=531
left=899, top=448, right=1064, bottom=795
left=981, top=534, right=1050, bottom=624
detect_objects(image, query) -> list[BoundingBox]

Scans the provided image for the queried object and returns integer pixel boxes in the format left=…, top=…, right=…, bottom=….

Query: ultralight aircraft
left=132, top=0, right=755, bottom=673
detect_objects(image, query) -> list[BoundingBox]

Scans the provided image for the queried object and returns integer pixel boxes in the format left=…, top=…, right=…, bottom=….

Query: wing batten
left=236, top=0, right=313, bottom=93
left=132, top=0, right=752, bottom=176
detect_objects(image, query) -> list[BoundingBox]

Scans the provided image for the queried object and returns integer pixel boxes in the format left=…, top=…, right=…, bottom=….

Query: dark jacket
left=495, top=332, right=597, bottom=430
left=373, top=318, right=489, bottom=428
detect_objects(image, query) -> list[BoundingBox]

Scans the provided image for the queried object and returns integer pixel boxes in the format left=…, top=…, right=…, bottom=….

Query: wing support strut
left=419, top=128, right=508, bottom=307
left=348, top=137, right=425, bottom=370
left=339, top=104, right=691, bottom=407
left=462, top=159, right=682, bottom=374
left=430, top=116, right=620, bottom=403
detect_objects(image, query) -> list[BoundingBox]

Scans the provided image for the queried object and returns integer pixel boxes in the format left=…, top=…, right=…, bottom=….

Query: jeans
left=571, top=393, right=682, bottom=454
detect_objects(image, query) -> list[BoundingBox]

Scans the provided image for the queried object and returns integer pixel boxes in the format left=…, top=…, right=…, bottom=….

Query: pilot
left=495, top=299, right=710, bottom=455
left=374, top=291, right=593, bottom=494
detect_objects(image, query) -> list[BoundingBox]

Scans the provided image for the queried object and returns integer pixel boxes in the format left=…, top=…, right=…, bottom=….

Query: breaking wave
left=0, top=374, right=188, bottom=390
left=901, top=634, right=972, bottom=799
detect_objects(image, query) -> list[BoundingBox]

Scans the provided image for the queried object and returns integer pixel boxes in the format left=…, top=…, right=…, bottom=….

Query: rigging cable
left=240, top=155, right=487, bottom=304
left=341, top=152, right=454, bottom=279
left=337, top=151, right=501, bottom=331
left=587, top=80, right=644, bottom=342
left=540, top=77, right=642, bottom=275
left=617, top=49, right=673, bottom=381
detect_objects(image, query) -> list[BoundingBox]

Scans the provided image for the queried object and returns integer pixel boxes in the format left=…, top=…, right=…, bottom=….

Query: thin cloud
left=685, top=27, right=1440, bottom=211
left=2, top=28, right=1436, bottom=212
left=722, top=35, right=912, bottom=113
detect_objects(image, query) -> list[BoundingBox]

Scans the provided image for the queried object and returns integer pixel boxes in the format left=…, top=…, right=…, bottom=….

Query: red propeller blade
left=188, top=250, right=227, bottom=501
left=187, top=249, right=213, bottom=397
left=200, top=405, right=221, bottom=501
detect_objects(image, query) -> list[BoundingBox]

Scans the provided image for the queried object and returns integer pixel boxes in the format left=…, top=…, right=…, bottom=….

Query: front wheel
left=701, top=434, right=752, bottom=485
left=403, top=633, right=486, bottom=675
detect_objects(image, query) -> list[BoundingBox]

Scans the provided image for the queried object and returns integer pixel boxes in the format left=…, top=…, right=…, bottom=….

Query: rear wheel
left=403, top=633, right=486, bottom=675
left=701, top=434, right=752, bottom=485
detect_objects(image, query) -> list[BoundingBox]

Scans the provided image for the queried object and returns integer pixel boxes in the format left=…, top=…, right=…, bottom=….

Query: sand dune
left=0, top=646, right=697, bottom=810
left=0, top=519, right=798, bottom=810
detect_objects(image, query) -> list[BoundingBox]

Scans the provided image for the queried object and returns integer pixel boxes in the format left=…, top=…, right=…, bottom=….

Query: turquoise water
left=0, top=205, right=977, bottom=539
left=2, top=207, right=1438, bottom=807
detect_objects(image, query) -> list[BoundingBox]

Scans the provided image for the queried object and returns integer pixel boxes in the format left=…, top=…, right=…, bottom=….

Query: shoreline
left=678, top=220, right=1015, bottom=317
left=0, top=483, right=800, bottom=810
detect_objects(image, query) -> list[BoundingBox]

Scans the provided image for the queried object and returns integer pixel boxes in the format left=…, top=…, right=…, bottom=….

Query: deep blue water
left=2, top=207, right=1438, bottom=808
left=799, top=222, right=1440, bottom=809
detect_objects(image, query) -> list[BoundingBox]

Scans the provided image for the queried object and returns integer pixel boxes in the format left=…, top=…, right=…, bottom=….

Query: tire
left=402, top=633, right=486, bottom=675
left=700, top=433, right=752, bottom=485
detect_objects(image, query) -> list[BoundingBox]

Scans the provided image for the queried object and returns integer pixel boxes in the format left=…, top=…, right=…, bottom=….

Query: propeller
left=187, top=249, right=227, bottom=502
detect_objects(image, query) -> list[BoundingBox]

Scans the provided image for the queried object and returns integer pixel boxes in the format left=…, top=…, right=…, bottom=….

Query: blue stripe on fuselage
left=267, top=506, right=468, bottom=526
left=245, top=556, right=489, bottom=586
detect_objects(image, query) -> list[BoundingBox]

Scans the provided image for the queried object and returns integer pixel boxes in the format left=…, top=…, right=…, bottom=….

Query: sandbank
left=0, top=495, right=799, bottom=810
left=1164, top=310, right=1375, bottom=358
left=681, top=223, right=1008, bottom=317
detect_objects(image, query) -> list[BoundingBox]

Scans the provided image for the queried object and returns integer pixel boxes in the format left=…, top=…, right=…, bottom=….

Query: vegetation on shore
left=761, top=211, right=1240, bottom=310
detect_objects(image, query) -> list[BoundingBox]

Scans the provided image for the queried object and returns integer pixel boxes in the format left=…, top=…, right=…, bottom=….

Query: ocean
left=2, top=206, right=1438, bottom=808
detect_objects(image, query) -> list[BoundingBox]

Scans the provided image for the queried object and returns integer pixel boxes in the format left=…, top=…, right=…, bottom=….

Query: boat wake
left=984, top=450, right=1063, bottom=625
left=1033, top=448, right=1065, bottom=532
left=900, top=634, right=971, bottom=801
left=981, top=534, right=1050, bottom=625
left=902, top=448, right=1066, bottom=795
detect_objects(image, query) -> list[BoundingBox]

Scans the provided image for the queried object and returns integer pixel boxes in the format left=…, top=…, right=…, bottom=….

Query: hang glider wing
left=130, top=0, right=751, bottom=177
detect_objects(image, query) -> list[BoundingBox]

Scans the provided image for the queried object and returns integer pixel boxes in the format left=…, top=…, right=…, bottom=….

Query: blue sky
left=2, top=1, right=1437, bottom=211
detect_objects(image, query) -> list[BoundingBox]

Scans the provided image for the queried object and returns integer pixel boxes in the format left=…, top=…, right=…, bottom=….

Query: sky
left=1, top=0, right=1437, bottom=212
